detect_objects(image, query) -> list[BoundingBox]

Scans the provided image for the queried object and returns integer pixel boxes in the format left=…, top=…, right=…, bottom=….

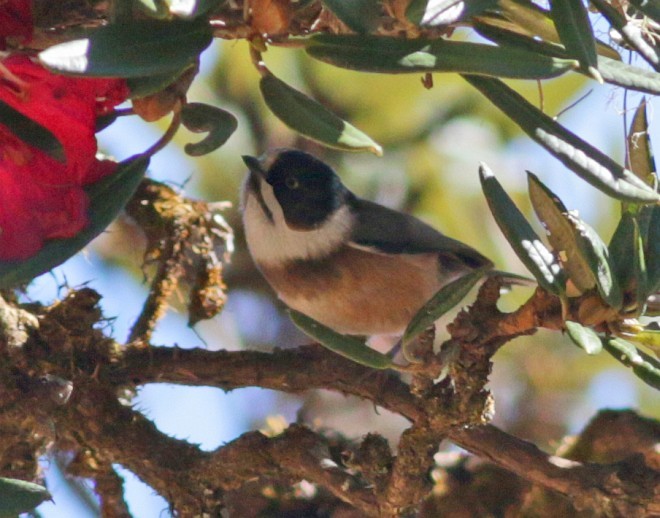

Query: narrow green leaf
left=603, top=337, right=660, bottom=390
left=0, top=477, right=51, bottom=517
left=497, top=0, right=621, bottom=60
left=646, top=205, right=660, bottom=293
left=473, top=15, right=569, bottom=57
left=591, top=0, right=660, bottom=71
left=289, top=310, right=394, bottom=369
left=259, top=71, right=382, bottom=155
left=0, top=101, right=65, bottom=162
left=181, top=102, right=237, bottom=156
left=565, top=212, right=622, bottom=309
left=550, top=0, right=601, bottom=80
left=565, top=321, right=603, bottom=354
left=402, top=266, right=489, bottom=362
left=598, top=55, right=660, bottom=95
left=406, top=0, right=496, bottom=26
left=464, top=75, right=660, bottom=203
left=306, top=34, right=577, bottom=79
left=321, top=0, right=382, bottom=33
left=528, top=172, right=595, bottom=293
left=39, top=19, right=212, bottom=77
left=479, top=163, right=566, bottom=295
left=608, top=213, right=647, bottom=313
left=0, top=155, right=150, bottom=288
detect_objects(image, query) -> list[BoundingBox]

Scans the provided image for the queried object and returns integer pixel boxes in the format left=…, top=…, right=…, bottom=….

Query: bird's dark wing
left=349, top=198, right=493, bottom=270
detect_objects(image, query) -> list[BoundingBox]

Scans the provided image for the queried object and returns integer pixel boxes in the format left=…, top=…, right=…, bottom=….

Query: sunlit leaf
left=0, top=477, right=51, bottom=517
left=167, top=0, right=223, bottom=18
left=527, top=172, right=595, bottom=293
left=497, top=0, right=620, bottom=59
left=626, top=99, right=655, bottom=186
left=464, top=75, right=660, bottom=203
left=565, top=321, right=603, bottom=354
left=259, top=71, right=382, bottom=155
left=406, top=0, right=496, bottom=26
left=402, top=266, right=489, bottom=362
left=603, top=337, right=660, bottom=390
left=549, top=0, right=601, bottom=80
left=480, top=163, right=566, bottom=295
left=598, top=56, right=660, bottom=95
left=0, top=101, right=65, bottom=162
left=181, top=102, right=238, bottom=156
left=321, top=0, right=382, bottom=33
left=621, top=327, right=660, bottom=352
left=591, top=0, right=660, bottom=71
left=289, top=310, right=395, bottom=369
left=39, top=19, right=212, bottom=77
left=306, top=34, right=577, bottom=79
left=0, top=156, right=150, bottom=288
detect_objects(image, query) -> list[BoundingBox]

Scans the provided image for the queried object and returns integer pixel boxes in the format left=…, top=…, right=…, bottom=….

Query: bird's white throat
left=242, top=176, right=354, bottom=265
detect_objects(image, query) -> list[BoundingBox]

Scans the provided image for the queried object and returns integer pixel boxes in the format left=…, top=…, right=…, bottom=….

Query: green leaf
left=598, top=55, right=660, bottom=95
left=127, top=66, right=193, bottom=99
left=622, top=327, right=660, bottom=352
left=259, top=71, right=382, bottom=155
left=473, top=15, right=568, bottom=57
left=497, top=0, right=621, bottom=60
left=565, top=212, right=622, bottom=309
left=549, top=0, right=601, bottom=80
left=0, top=101, right=65, bottom=163
left=464, top=75, right=660, bottom=203
left=402, top=266, right=488, bottom=363
left=591, top=0, right=660, bottom=71
left=603, top=337, right=660, bottom=390
left=565, top=321, right=603, bottom=354
left=306, top=34, right=577, bottom=79
left=608, top=213, right=647, bottom=313
left=0, top=155, right=150, bottom=289
left=528, top=172, right=595, bottom=293
left=39, top=19, right=212, bottom=77
left=0, top=477, right=50, bottom=517
left=289, top=310, right=395, bottom=369
left=321, top=0, right=382, bottom=33
left=181, top=102, right=237, bottom=156
left=479, top=163, right=566, bottom=295
left=406, top=0, right=496, bottom=26
left=646, top=204, right=660, bottom=293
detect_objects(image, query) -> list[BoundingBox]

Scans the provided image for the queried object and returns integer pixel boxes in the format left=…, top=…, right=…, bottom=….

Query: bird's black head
left=262, top=150, right=349, bottom=230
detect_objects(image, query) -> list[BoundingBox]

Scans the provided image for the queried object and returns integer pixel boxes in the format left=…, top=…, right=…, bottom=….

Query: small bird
left=241, top=149, right=494, bottom=336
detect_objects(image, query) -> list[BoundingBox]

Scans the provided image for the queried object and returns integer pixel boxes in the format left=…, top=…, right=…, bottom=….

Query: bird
left=241, top=148, right=495, bottom=336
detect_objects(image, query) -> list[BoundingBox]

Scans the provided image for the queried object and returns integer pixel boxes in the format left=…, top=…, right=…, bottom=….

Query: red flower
left=0, top=55, right=128, bottom=260
left=0, top=0, right=32, bottom=49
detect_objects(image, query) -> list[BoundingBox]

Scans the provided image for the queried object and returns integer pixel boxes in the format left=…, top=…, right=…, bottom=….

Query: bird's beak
left=242, top=155, right=267, bottom=179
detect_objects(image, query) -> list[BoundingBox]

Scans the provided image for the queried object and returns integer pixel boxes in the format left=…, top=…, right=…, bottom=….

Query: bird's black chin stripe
left=249, top=173, right=274, bottom=223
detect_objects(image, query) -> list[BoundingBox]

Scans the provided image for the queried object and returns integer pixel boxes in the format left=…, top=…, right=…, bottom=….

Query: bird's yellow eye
left=285, top=176, right=300, bottom=189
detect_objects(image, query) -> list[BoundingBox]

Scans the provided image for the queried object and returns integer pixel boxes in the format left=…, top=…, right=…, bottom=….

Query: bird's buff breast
left=259, top=246, right=441, bottom=335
